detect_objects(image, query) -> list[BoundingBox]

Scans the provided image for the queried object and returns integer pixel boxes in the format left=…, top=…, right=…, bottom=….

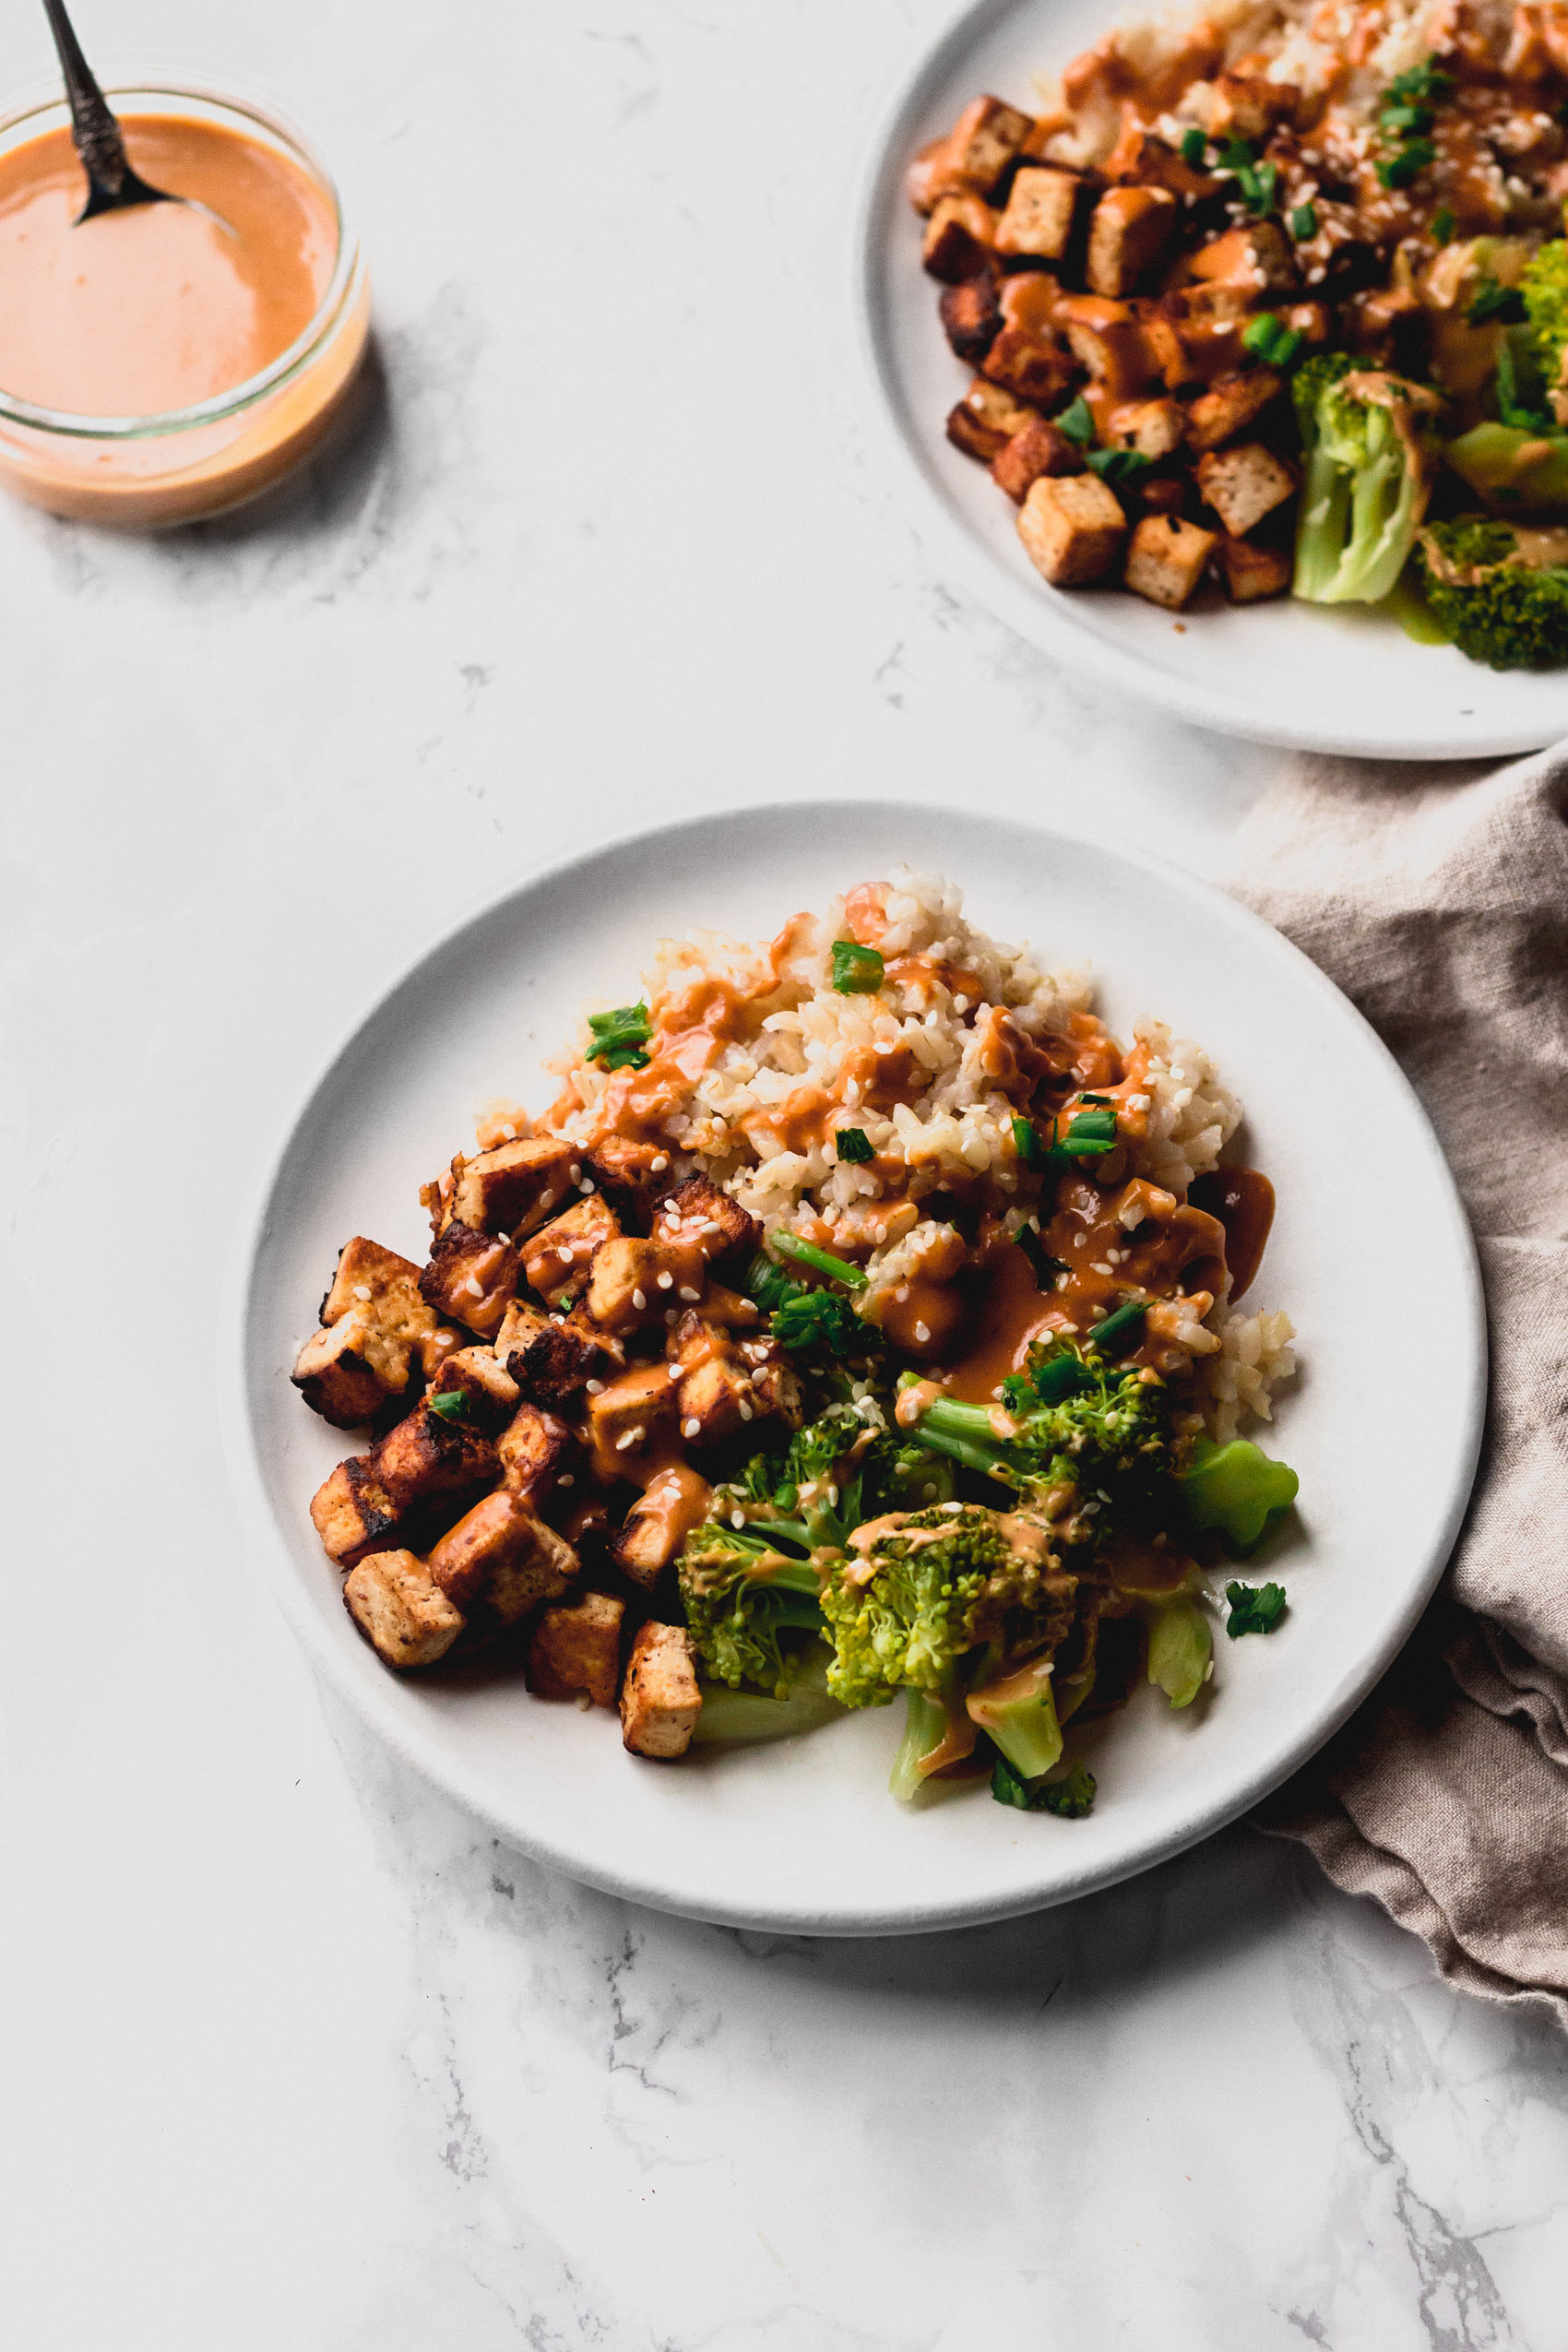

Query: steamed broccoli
left=1443, top=421, right=1568, bottom=512
left=1181, top=1436, right=1301, bottom=1552
left=1415, top=517, right=1568, bottom=668
left=1291, top=355, right=1441, bottom=603
left=677, top=1523, right=826, bottom=1695
left=1521, top=240, right=1568, bottom=426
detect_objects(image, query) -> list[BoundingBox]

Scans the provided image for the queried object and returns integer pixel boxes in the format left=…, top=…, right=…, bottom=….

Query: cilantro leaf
left=1225, top=1579, right=1289, bottom=1637
left=834, top=1126, right=874, bottom=1164
left=587, top=1002, right=652, bottom=1072
left=769, top=1287, right=864, bottom=1358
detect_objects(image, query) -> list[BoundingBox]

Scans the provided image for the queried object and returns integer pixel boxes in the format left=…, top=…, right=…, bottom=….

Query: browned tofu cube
left=1194, top=441, right=1294, bottom=537
left=310, top=1458, right=400, bottom=1571
left=1210, top=70, right=1301, bottom=141
left=1106, top=397, right=1185, bottom=459
left=611, top=1463, right=716, bottom=1589
left=428, top=1345, right=519, bottom=1428
left=907, top=134, right=953, bottom=215
left=1124, top=513, right=1218, bottom=610
left=344, top=1550, right=466, bottom=1669
left=528, top=1590, right=625, bottom=1705
left=494, top=1296, right=550, bottom=1375
left=1182, top=221, right=1298, bottom=296
left=938, top=275, right=1003, bottom=365
left=922, top=195, right=997, bottom=283
left=651, top=1177, right=760, bottom=1277
left=427, top=1488, right=577, bottom=1622
left=1217, top=534, right=1293, bottom=602
left=674, top=1353, right=758, bottom=1448
left=496, top=1400, right=578, bottom=1503
left=993, top=164, right=1083, bottom=262
left=1086, top=185, right=1177, bottom=297
left=581, top=1137, right=677, bottom=1224
left=425, top=1136, right=576, bottom=1241
left=1017, top=471, right=1127, bottom=588
left=981, top=323, right=1078, bottom=407
left=1185, top=367, right=1283, bottom=452
left=585, top=1360, right=679, bottom=1475
left=1136, top=473, right=1188, bottom=517
left=520, top=1194, right=622, bottom=1308
left=992, top=415, right=1080, bottom=502
left=698, top=1283, right=763, bottom=1329
left=310, top=1397, right=498, bottom=1567
left=585, top=1235, right=689, bottom=1335
left=942, top=94, right=1034, bottom=196
left=945, top=375, right=1039, bottom=462
left=516, top=1308, right=623, bottom=1407
left=291, top=1236, right=447, bottom=1428
left=1055, top=295, right=1157, bottom=398
left=620, top=1621, right=702, bottom=1759
left=419, top=1224, right=519, bottom=1340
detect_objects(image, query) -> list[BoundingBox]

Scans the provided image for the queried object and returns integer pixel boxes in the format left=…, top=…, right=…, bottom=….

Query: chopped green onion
left=1289, top=201, right=1317, bottom=240
left=1384, top=57, right=1454, bottom=106
left=1086, top=447, right=1152, bottom=487
left=1431, top=206, right=1455, bottom=244
left=1032, top=1353, right=1091, bottom=1405
left=771, top=1231, right=869, bottom=1289
left=1077, top=1092, right=1113, bottom=1105
left=1217, top=136, right=1259, bottom=172
left=829, top=939, right=884, bottom=994
left=1016, top=1222, right=1068, bottom=1290
left=429, top=1388, right=468, bottom=1420
left=1243, top=160, right=1279, bottom=216
left=1087, top=1297, right=1147, bottom=1356
left=1225, top=1579, right=1289, bottom=1636
left=834, top=1126, right=874, bottom=1164
left=1467, top=279, right=1527, bottom=326
left=770, top=1288, right=863, bottom=1357
left=1054, top=394, right=1095, bottom=446
left=1376, top=139, right=1435, bottom=190
left=1011, top=1113, right=1042, bottom=1167
left=1180, top=126, right=1208, bottom=167
left=1379, top=101, right=1433, bottom=137
left=1064, top=1108, right=1118, bottom=1150
left=1242, top=312, right=1286, bottom=359
left=1272, top=327, right=1304, bottom=368
left=587, top=1002, right=652, bottom=1072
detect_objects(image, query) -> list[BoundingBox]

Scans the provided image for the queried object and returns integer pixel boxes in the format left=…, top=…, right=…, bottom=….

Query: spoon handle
left=40, top=0, right=138, bottom=205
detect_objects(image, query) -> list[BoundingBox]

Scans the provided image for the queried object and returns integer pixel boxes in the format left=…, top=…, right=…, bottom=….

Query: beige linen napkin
left=1221, top=746, right=1568, bottom=2019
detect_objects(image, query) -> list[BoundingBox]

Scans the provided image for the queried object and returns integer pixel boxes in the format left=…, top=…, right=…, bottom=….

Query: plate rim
left=217, top=797, right=1488, bottom=1934
left=846, top=0, right=1568, bottom=762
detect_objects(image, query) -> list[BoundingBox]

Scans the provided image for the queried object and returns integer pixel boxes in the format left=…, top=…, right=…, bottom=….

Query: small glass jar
left=0, top=79, right=369, bottom=527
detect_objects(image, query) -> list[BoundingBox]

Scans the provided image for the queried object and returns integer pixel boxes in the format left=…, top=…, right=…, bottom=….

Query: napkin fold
left=1221, top=745, right=1568, bottom=2021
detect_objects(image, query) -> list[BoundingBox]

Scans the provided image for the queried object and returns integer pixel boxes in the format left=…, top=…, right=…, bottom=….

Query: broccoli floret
left=1180, top=1436, right=1301, bottom=1552
left=1521, top=240, right=1568, bottom=422
left=1415, top=517, right=1568, bottom=669
left=820, top=1503, right=1068, bottom=1698
left=1291, top=356, right=1441, bottom=603
left=677, top=1522, right=826, bottom=1696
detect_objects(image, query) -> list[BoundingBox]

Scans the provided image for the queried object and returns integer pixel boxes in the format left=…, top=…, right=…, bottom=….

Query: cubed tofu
left=1124, top=513, right=1218, bottom=610
left=516, top=1308, right=623, bottom=1407
left=922, top=195, right=996, bottom=282
left=528, top=1591, right=625, bottom=1705
left=1209, top=70, right=1301, bottom=141
left=428, top=1345, right=519, bottom=1428
left=419, top=1223, right=520, bottom=1340
left=1106, top=397, right=1186, bottom=459
left=1086, top=184, right=1177, bottom=297
left=1185, top=367, right=1283, bottom=452
left=424, top=1135, right=576, bottom=1241
left=941, top=94, right=1034, bottom=196
left=310, top=1398, right=498, bottom=1567
left=993, top=164, right=1083, bottom=262
left=992, top=414, right=1080, bottom=502
left=310, top=1458, right=400, bottom=1570
left=1136, top=473, right=1189, bottom=516
left=344, top=1550, right=466, bottom=1669
left=651, top=1177, right=759, bottom=1277
left=980, top=323, right=1078, bottom=407
left=1182, top=221, right=1298, bottom=296
left=585, top=1360, right=679, bottom=1475
left=611, top=1464, right=715, bottom=1589
left=674, top=1352, right=759, bottom=1448
left=1017, top=471, right=1127, bottom=588
left=494, top=1296, right=551, bottom=1376
left=697, top=1282, right=763, bottom=1329
left=945, top=375, right=1039, bottom=462
left=496, top=1400, right=578, bottom=1503
left=1195, top=441, right=1294, bottom=537
left=587, top=1235, right=696, bottom=1336
left=520, top=1194, right=622, bottom=1308
left=427, top=1489, right=578, bottom=1622
left=620, top=1621, right=702, bottom=1760
left=938, top=275, right=1003, bottom=365
left=907, top=134, right=953, bottom=215
left=1055, top=295, right=1157, bottom=398
left=1217, top=533, right=1293, bottom=601
left=291, top=1236, right=446, bottom=1428
left=581, top=1137, right=677, bottom=1225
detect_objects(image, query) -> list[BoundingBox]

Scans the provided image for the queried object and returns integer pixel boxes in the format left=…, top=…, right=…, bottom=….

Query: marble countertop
left=5, top=1, right=1565, bottom=2344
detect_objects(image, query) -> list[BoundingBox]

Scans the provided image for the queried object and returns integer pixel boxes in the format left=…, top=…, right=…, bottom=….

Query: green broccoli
left=742, top=1250, right=870, bottom=1360
left=1414, top=517, right=1568, bottom=668
left=677, top=1522, right=826, bottom=1696
left=1181, top=1435, right=1301, bottom=1552
left=1291, top=354, right=1442, bottom=603
left=991, top=1754, right=1097, bottom=1816
left=1521, top=240, right=1568, bottom=422
left=1443, top=421, right=1568, bottom=512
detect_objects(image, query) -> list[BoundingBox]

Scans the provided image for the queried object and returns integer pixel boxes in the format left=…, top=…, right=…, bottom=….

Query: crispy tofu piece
left=494, top=1296, right=551, bottom=1375
left=1017, top=471, right=1127, bottom=588
left=923, top=195, right=997, bottom=283
left=938, top=275, right=1003, bottom=365
left=1185, top=367, right=1283, bottom=452
left=667, top=1314, right=794, bottom=1448
left=516, top=1308, right=624, bottom=1407
left=907, top=134, right=953, bottom=215
left=520, top=1194, right=622, bottom=1308
left=310, top=1398, right=498, bottom=1568
left=1124, top=513, right=1218, bottom=610
left=1055, top=295, right=1157, bottom=398
left=528, top=1590, right=625, bottom=1705
left=1104, top=123, right=1220, bottom=202
left=1136, top=473, right=1188, bottom=517
left=674, top=1352, right=758, bottom=1448
left=343, top=1550, right=466, bottom=1669
left=1217, top=533, right=1292, bottom=601
left=620, top=1621, right=702, bottom=1760
left=581, top=1137, right=676, bottom=1226
left=652, top=1177, right=760, bottom=1277
left=1106, top=397, right=1186, bottom=459
left=1209, top=70, right=1301, bottom=142
left=585, top=1360, right=678, bottom=1475
left=1182, top=221, right=1298, bottom=296
left=940, top=94, right=1034, bottom=197
left=1086, top=185, right=1177, bottom=297
left=993, top=164, right=1083, bottom=262
left=945, top=375, right=1039, bottom=462
left=427, top=1489, right=578, bottom=1622
left=699, top=1282, right=763, bottom=1329
left=291, top=1237, right=447, bottom=1429
left=419, top=1224, right=520, bottom=1340
left=496, top=1400, right=578, bottom=1504
left=429, top=1345, right=520, bottom=1428
left=584, top=1235, right=694, bottom=1335
left=424, top=1135, right=576, bottom=1241
left=1195, top=442, right=1294, bottom=537
left=992, top=415, right=1080, bottom=502
left=611, top=1463, right=716, bottom=1589
left=980, top=323, right=1078, bottom=407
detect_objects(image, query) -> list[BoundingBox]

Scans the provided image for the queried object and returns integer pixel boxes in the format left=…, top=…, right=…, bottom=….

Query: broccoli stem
left=968, top=1672, right=1063, bottom=1780
left=771, top=1232, right=869, bottom=1290
left=888, top=1686, right=953, bottom=1801
left=898, top=1388, right=1013, bottom=1479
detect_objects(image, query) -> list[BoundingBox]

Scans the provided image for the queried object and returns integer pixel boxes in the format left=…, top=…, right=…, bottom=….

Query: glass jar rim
left=0, top=75, right=360, bottom=440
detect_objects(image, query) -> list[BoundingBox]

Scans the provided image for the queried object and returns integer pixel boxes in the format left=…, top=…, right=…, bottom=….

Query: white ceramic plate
left=220, top=802, right=1484, bottom=1934
left=851, top=0, right=1568, bottom=758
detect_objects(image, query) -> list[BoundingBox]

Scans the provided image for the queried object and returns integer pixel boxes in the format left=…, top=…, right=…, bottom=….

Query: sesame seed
left=539, top=1190, right=556, bottom=1211
left=579, top=1178, right=595, bottom=1194
left=894, top=1284, right=910, bottom=1302
left=738, top=1400, right=754, bottom=1421
left=1091, top=1263, right=1113, bottom=1276
left=914, top=1322, right=931, bottom=1344
left=684, top=1419, right=702, bottom=1439
left=827, top=1484, right=839, bottom=1507
left=615, top=1427, right=644, bottom=1451
left=651, top=1154, right=670, bottom=1171
left=585, top=1379, right=604, bottom=1395
left=665, top=1308, right=679, bottom=1325
left=464, top=1277, right=485, bottom=1299
left=576, top=1691, right=593, bottom=1711
left=501, top=1124, right=517, bottom=1140
left=953, top=995, right=968, bottom=1013
left=496, top=1230, right=511, bottom=1246
left=731, top=1509, right=746, bottom=1529
left=632, top=1289, right=647, bottom=1311
left=557, top=1473, right=575, bottom=1488
left=568, top=1165, right=581, bottom=1182
left=679, top=1285, right=701, bottom=1302
left=656, top=1271, right=673, bottom=1289
left=873, top=1041, right=895, bottom=1055
left=352, top=1284, right=372, bottom=1301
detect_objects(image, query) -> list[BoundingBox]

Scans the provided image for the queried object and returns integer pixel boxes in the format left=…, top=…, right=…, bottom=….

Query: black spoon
left=41, top=0, right=175, bottom=218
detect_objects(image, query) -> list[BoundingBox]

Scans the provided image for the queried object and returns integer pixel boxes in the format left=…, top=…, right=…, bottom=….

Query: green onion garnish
left=1054, top=394, right=1095, bottom=446
left=830, top=940, right=884, bottom=994
left=1086, top=447, right=1152, bottom=486
left=1225, top=1580, right=1288, bottom=1637
left=1289, top=202, right=1317, bottom=240
left=1242, top=313, right=1284, bottom=359
left=1431, top=206, right=1455, bottom=244
left=429, top=1388, right=468, bottom=1420
left=1063, top=1109, right=1118, bottom=1151
left=1087, top=1297, right=1147, bottom=1356
left=770, top=1231, right=869, bottom=1289
left=834, top=1126, right=874, bottom=1164
left=1467, top=279, right=1527, bottom=326
left=587, top=1002, right=652, bottom=1071
left=1376, top=139, right=1435, bottom=190
left=1011, top=1114, right=1042, bottom=1166
left=1180, top=126, right=1207, bottom=167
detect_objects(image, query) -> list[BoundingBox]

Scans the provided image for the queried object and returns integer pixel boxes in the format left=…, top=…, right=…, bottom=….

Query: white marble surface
left=4, top=1, right=1566, bottom=2344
